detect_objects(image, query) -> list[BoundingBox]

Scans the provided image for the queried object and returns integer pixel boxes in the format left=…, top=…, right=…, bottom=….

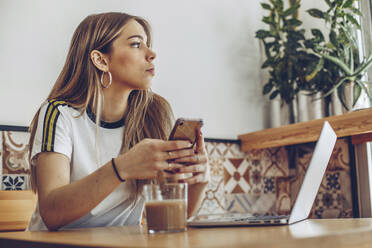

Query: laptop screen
left=288, top=121, right=337, bottom=224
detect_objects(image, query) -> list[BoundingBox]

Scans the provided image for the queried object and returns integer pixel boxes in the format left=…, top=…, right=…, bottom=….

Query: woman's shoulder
left=39, top=99, right=81, bottom=119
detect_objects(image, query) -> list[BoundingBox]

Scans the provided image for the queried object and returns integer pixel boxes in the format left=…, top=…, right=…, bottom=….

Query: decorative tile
left=290, top=138, right=353, bottom=219
left=224, top=158, right=251, bottom=194
left=206, top=142, right=244, bottom=159
left=195, top=141, right=232, bottom=216
left=2, top=131, right=30, bottom=174
left=196, top=176, right=225, bottom=215
left=0, top=131, right=2, bottom=176
left=222, top=146, right=289, bottom=216
left=326, top=172, right=341, bottom=191
left=275, top=176, right=291, bottom=215
left=225, top=193, right=277, bottom=215
left=1, top=174, right=28, bottom=190
left=263, top=177, right=275, bottom=193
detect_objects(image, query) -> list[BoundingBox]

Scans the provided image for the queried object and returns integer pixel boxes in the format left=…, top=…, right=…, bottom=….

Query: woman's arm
left=36, top=139, right=194, bottom=231
left=36, top=152, right=121, bottom=231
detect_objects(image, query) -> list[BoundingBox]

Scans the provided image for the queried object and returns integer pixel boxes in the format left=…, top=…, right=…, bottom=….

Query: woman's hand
left=115, top=139, right=194, bottom=180
left=172, top=130, right=210, bottom=184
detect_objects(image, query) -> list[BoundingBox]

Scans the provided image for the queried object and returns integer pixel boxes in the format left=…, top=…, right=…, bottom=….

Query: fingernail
left=194, top=150, right=199, bottom=154
left=179, top=179, right=185, bottom=183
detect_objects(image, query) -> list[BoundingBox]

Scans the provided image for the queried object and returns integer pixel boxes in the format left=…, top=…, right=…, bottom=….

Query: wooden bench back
left=0, top=190, right=37, bottom=231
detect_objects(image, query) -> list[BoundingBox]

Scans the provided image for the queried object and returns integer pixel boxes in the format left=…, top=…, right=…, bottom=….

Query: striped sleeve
left=41, top=100, right=67, bottom=152
left=30, top=100, right=72, bottom=162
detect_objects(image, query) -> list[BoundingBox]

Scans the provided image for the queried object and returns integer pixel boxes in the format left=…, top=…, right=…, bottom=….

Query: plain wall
left=0, top=0, right=327, bottom=139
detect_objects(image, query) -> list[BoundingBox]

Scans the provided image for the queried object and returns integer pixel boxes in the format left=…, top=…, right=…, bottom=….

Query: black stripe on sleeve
left=41, top=100, right=67, bottom=152
left=41, top=101, right=55, bottom=152
left=49, top=110, right=61, bottom=152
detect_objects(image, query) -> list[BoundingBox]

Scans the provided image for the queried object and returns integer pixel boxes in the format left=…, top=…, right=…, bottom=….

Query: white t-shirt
left=27, top=99, right=144, bottom=231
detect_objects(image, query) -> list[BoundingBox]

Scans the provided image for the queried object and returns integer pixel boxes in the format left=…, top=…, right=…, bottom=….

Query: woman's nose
left=146, top=48, right=156, bottom=62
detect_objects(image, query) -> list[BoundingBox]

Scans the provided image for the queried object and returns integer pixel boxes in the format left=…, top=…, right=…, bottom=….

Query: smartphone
left=165, top=118, right=203, bottom=174
left=168, top=118, right=204, bottom=145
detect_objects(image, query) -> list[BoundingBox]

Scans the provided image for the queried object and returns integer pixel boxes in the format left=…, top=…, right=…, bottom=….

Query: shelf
left=238, top=108, right=372, bottom=151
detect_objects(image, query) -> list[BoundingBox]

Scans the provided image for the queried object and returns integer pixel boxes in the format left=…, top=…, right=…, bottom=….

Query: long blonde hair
left=29, top=12, right=173, bottom=192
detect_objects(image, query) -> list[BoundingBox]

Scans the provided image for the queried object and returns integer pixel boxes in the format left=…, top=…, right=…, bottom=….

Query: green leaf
left=283, top=4, right=300, bottom=17
left=325, top=0, right=332, bottom=7
left=261, top=3, right=272, bottom=10
left=350, top=7, right=362, bottom=16
left=350, top=46, right=354, bottom=73
left=343, top=0, right=354, bottom=8
left=351, top=55, right=372, bottom=77
left=337, top=84, right=349, bottom=111
left=330, top=30, right=339, bottom=48
left=307, top=9, right=324, bottom=19
left=262, top=16, right=275, bottom=25
left=356, top=80, right=372, bottom=103
left=255, top=30, right=273, bottom=39
left=271, top=42, right=281, bottom=53
left=304, top=39, right=318, bottom=49
left=262, top=58, right=274, bottom=69
left=263, top=82, right=274, bottom=95
left=324, top=76, right=351, bottom=98
left=335, top=0, right=343, bottom=6
left=288, top=30, right=305, bottom=41
left=311, top=29, right=325, bottom=42
left=322, top=53, right=353, bottom=75
left=287, top=19, right=302, bottom=27
left=269, top=90, right=280, bottom=100
left=353, top=81, right=362, bottom=106
left=270, top=0, right=284, bottom=10
left=346, top=14, right=361, bottom=29
left=306, top=58, right=324, bottom=81
left=277, top=0, right=284, bottom=10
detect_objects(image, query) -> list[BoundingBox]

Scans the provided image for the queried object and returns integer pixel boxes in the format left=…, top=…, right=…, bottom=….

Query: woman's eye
left=131, top=42, right=141, bottom=48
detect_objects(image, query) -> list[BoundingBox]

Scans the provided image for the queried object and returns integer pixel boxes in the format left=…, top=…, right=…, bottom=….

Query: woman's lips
left=146, top=68, right=155, bottom=75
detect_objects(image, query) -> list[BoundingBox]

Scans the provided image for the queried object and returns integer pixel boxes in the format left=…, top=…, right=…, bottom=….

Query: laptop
left=188, top=121, right=337, bottom=226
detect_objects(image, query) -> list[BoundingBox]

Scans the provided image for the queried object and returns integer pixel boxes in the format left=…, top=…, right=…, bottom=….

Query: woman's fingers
left=195, top=129, right=205, bottom=153
left=163, top=148, right=195, bottom=161
left=175, top=163, right=206, bottom=174
left=178, top=173, right=207, bottom=184
left=160, top=140, right=193, bottom=151
left=172, top=154, right=207, bottom=164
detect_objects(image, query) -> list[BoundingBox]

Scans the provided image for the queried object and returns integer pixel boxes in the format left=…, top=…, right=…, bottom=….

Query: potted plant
left=256, top=0, right=321, bottom=123
left=304, top=0, right=372, bottom=111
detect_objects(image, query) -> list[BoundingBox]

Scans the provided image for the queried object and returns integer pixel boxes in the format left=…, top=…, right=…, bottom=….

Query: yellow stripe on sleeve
left=42, top=100, right=66, bottom=152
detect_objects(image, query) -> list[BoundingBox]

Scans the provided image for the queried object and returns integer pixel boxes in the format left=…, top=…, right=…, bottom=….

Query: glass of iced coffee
left=143, top=183, right=188, bottom=234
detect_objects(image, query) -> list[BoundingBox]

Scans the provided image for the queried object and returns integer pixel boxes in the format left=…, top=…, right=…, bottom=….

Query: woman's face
left=107, top=19, right=156, bottom=90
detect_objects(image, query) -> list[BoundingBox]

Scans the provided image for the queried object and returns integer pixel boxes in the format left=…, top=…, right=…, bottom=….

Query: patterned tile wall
left=291, top=138, right=353, bottom=218
left=1, top=131, right=30, bottom=190
left=196, top=139, right=354, bottom=219
left=0, top=132, right=2, bottom=176
left=0, top=130, right=354, bottom=218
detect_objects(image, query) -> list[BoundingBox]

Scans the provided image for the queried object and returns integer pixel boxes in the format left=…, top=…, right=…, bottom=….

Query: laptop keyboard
left=234, top=215, right=289, bottom=222
left=192, top=213, right=289, bottom=222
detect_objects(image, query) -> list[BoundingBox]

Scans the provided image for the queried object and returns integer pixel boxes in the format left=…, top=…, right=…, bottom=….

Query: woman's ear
left=90, top=50, right=109, bottom=72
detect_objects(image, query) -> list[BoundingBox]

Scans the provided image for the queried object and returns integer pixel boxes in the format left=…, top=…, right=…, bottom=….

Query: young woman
left=27, top=12, right=209, bottom=231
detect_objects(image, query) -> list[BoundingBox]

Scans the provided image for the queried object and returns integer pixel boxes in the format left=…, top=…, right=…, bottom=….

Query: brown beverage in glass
left=145, top=199, right=186, bottom=232
left=143, top=183, right=187, bottom=234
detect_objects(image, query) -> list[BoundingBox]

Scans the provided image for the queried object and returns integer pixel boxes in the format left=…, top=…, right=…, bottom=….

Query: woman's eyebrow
left=127, top=35, right=144, bottom=40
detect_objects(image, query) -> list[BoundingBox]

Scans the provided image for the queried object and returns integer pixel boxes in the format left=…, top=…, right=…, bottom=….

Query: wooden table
left=1, top=219, right=372, bottom=248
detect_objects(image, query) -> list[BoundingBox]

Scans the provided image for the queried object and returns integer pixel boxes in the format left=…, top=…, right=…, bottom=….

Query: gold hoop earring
left=100, top=71, right=112, bottom=88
